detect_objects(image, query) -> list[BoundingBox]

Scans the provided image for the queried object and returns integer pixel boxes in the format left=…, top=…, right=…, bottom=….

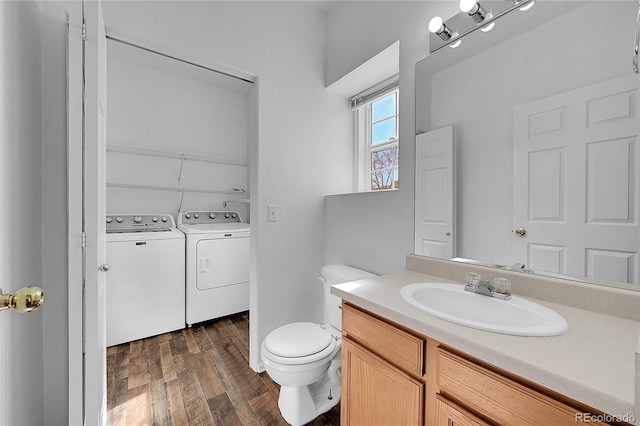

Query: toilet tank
left=321, top=264, right=377, bottom=330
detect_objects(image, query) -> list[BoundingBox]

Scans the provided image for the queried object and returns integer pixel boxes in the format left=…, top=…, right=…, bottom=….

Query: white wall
left=421, top=2, right=633, bottom=266
left=106, top=44, right=251, bottom=219
left=323, top=1, right=458, bottom=274
left=101, top=1, right=353, bottom=370
left=0, top=1, right=45, bottom=424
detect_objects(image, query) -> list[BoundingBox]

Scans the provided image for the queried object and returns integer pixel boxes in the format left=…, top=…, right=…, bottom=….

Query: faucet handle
left=466, top=272, right=481, bottom=286
left=492, top=278, right=511, bottom=295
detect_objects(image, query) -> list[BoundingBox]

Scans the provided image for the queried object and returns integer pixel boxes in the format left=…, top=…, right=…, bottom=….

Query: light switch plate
left=268, top=205, right=278, bottom=222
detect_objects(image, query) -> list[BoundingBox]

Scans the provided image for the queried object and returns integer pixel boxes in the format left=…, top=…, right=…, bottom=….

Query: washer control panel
left=106, top=214, right=175, bottom=233
left=178, top=211, right=242, bottom=225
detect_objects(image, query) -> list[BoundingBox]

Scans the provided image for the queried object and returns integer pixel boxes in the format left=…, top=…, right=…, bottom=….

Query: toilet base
left=277, top=371, right=341, bottom=426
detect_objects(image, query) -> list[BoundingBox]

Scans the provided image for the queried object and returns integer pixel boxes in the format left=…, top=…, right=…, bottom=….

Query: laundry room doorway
left=104, top=37, right=254, bottom=223
left=101, top=20, right=257, bottom=416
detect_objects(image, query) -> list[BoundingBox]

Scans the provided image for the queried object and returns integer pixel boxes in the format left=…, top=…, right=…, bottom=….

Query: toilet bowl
left=261, top=264, right=376, bottom=426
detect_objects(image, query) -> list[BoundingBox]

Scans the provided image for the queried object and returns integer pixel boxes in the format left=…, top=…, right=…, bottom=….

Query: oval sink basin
left=400, top=283, right=568, bottom=336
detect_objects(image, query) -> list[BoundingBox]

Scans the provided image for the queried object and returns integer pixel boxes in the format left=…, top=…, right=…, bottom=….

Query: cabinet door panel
left=342, top=338, right=424, bottom=426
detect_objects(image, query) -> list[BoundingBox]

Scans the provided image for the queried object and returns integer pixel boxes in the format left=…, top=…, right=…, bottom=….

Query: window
left=352, top=79, right=399, bottom=192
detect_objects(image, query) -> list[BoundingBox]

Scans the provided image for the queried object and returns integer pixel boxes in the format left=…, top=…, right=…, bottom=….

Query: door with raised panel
left=341, top=338, right=424, bottom=426
left=513, top=74, right=639, bottom=284
left=415, top=126, right=456, bottom=259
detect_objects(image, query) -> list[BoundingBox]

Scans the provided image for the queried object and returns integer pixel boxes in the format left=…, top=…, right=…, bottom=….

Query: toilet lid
left=264, top=322, right=333, bottom=358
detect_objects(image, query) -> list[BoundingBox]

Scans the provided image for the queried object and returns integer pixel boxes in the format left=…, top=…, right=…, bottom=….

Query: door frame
left=0, top=1, right=7, bottom=421
left=68, top=0, right=109, bottom=423
left=67, top=2, right=84, bottom=424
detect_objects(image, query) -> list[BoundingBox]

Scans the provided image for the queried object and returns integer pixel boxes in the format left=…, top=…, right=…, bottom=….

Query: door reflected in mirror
left=415, top=1, right=639, bottom=291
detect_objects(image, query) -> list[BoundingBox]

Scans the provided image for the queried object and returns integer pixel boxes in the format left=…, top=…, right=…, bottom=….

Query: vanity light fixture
left=460, top=0, right=495, bottom=32
left=428, top=0, right=535, bottom=53
left=460, top=0, right=486, bottom=23
left=428, top=16, right=453, bottom=41
left=428, top=16, right=462, bottom=48
left=428, top=17, right=462, bottom=48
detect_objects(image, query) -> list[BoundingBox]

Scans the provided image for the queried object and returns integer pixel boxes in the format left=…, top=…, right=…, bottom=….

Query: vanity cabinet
left=341, top=302, right=618, bottom=426
left=341, top=338, right=424, bottom=426
left=341, top=303, right=425, bottom=426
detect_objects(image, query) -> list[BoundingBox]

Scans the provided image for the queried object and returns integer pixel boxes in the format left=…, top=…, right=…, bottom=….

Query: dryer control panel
left=178, top=211, right=242, bottom=225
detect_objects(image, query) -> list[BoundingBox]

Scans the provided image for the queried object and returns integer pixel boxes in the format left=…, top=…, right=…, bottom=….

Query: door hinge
left=79, top=232, right=87, bottom=248
left=78, top=23, right=87, bottom=40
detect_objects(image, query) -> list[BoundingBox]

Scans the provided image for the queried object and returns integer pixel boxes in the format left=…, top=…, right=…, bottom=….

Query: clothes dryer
left=178, top=211, right=250, bottom=326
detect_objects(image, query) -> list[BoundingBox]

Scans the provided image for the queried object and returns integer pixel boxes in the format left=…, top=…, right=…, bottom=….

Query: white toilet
left=261, top=264, right=376, bottom=426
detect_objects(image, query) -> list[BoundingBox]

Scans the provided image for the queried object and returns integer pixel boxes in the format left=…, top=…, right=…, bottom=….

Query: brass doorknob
left=0, top=287, right=44, bottom=313
left=99, top=264, right=110, bottom=272
left=515, top=227, right=527, bottom=237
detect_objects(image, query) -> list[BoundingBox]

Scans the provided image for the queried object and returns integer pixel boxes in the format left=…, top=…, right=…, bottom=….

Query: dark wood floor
left=107, top=312, right=340, bottom=426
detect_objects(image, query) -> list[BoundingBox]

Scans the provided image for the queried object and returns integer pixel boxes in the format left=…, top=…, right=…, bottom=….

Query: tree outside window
left=368, top=91, right=399, bottom=191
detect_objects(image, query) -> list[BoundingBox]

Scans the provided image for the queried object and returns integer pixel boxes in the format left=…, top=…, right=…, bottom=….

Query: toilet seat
left=263, top=322, right=337, bottom=365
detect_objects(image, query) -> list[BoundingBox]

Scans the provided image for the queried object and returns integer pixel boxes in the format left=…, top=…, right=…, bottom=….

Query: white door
left=68, top=1, right=108, bottom=424
left=414, top=127, right=456, bottom=258
left=513, top=74, right=639, bottom=284
left=0, top=2, right=46, bottom=424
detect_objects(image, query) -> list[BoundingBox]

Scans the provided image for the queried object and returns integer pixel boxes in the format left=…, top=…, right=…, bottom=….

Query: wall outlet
left=268, top=205, right=278, bottom=222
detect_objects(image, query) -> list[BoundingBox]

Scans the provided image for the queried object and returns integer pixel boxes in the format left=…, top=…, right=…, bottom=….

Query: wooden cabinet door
left=341, top=337, right=424, bottom=426
left=435, top=395, right=490, bottom=426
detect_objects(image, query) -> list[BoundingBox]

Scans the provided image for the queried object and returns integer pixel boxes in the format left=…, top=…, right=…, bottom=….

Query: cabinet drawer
left=436, top=348, right=608, bottom=426
left=435, top=395, right=490, bottom=426
left=342, top=303, right=424, bottom=377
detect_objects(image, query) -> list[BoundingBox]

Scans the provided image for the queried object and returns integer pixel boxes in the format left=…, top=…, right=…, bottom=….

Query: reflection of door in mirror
left=414, top=1, right=640, bottom=290
left=513, top=74, right=639, bottom=285
left=415, top=127, right=456, bottom=258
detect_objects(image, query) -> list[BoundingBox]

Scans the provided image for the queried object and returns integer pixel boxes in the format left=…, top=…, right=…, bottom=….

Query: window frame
left=355, top=87, right=399, bottom=192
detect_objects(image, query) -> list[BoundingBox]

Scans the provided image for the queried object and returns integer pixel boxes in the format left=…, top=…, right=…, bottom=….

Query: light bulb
left=428, top=16, right=444, bottom=34
left=428, top=16, right=453, bottom=41
left=459, top=0, right=478, bottom=14
left=519, top=0, right=535, bottom=11
left=450, top=38, right=462, bottom=49
left=480, top=16, right=495, bottom=32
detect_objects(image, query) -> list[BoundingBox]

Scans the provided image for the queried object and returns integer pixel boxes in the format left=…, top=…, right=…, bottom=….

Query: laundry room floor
left=106, top=312, right=341, bottom=426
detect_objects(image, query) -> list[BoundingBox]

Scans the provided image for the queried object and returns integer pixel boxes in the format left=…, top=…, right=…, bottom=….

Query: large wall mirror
left=415, top=1, right=639, bottom=291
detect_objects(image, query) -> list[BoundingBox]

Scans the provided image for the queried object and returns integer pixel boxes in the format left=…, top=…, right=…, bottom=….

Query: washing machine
left=106, top=214, right=185, bottom=346
left=178, top=211, right=250, bottom=326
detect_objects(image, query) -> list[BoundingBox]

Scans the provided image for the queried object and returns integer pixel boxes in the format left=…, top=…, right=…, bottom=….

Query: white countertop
left=331, top=270, right=640, bottom=422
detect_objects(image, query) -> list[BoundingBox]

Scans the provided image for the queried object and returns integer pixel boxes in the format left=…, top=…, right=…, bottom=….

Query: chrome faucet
left=510, top=262, right=525, bottom=271
left=464, top=273, right=511, bottom=300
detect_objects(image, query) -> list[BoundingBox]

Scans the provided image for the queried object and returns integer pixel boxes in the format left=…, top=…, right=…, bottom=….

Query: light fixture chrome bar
left=428, top=0, right=535, bottom=54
